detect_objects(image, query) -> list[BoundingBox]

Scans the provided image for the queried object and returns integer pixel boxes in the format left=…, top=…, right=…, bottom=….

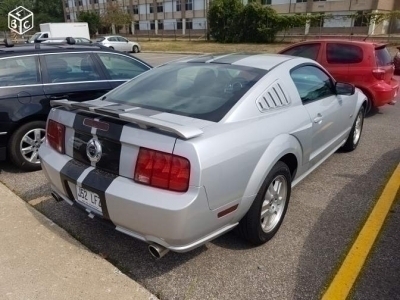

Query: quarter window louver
left=257, top=82, right=290, bottom=112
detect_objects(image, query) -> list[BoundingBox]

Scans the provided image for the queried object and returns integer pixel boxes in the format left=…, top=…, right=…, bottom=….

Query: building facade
left=62, top=0, right=399, bottom=35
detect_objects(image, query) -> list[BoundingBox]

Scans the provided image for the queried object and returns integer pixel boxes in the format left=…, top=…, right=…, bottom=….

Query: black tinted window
left=375, top=47, right=392, bottom=66
left=0, top=56, right=39, bottom=86
left=104, top=63, right=266, bottom=122
left=281, top=43, right=321, bottom=60
left=326, top=43, right=363, bottom=64
left=290, top=65, right=334, bottom=103
left=97, top=53, right=149, bottom=80
left=44, top=53, right=101, bottom=83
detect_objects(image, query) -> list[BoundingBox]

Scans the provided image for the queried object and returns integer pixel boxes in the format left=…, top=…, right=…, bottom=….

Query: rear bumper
left=370, top=78, right=399, bottom=107
left=39, top=144, right=238, bottom=252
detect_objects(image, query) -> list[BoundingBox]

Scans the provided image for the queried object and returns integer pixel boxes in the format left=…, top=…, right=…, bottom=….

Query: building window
left=354, top=11, right=369, bottom=27
left=261, top=0, right=271, bottom=4
left=296, top=0, right=307, bottom=2
left=134, top=22, right=139, bottom=30
left=176, top=0, right=181, bottom=12
left=177, top=19, right=182, bottom=29
left=186, top=18, right=192, bottom=29
left=67, top=14, right=71, bottom=20
left=185, top=0, right=193, bottom=11
left=149, top=3, right=154, bottom=13
left=133, top=5, right=138, bottom=14
left=313, top=0, right=326, bottom=1
left=157, top=2, right=163, bottom=13
left=150, top=20, right=155, bottom=30
left=64, top=1, right=68, bottom=8
left=158, top=20, right=164, bottom=30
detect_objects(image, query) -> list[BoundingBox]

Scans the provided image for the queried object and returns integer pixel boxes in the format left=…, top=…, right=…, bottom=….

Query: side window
left=290, top=65, right=335, bottom=103
left=44, top=53, right=101, bottom=83
left=97, top=53, right=149, bottom=80
left=117, top=37, right=127, bottom=42
left=108, top=37, right=117, bottom=42
left=281, top=43, right=321, bottom=60
left=42, top=33, right=49, bottom=38
left=326, top=43, right=363, bottom=64
left=0, top=56, right=39, bottom=87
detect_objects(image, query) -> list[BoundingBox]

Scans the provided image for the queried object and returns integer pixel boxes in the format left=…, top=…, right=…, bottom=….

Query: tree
left=208, top=0, right=244, bottom=42
left=100, top=2, right=131, bottom=33
left=78, top=11, right=101, bottom=36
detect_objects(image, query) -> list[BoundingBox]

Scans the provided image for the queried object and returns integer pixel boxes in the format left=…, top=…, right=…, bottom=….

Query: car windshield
left=28, top=33, right=41, bottom=42
left=96, top=37, right=105, bottom=42
left=104, top=63, right=266, bottom=122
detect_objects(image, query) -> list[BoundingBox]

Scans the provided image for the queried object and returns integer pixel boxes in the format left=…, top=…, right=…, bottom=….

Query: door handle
left=49, top=95, right=68, bottom=100
left=313, top=114, right=323, bottom=123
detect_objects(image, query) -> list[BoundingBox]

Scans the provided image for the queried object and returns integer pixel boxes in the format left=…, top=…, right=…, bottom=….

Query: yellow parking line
left=322, top=163, right=400, bottom=300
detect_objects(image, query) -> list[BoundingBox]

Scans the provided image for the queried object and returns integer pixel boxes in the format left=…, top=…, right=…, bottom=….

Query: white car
left=96, top=36, right=141, bottom=53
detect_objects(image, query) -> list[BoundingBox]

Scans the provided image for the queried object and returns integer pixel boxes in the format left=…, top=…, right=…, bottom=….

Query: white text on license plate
left=76, top=186, right=102, bottom=212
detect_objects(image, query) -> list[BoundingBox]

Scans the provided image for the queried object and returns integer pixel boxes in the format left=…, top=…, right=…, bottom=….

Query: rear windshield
left=104, top=63, right=266, bottom=122
left=375, top=47, right=392, bottom=66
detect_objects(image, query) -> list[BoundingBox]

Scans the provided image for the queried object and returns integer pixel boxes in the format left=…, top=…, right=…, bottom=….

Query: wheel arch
left=233, top=134, right=302, bottom=223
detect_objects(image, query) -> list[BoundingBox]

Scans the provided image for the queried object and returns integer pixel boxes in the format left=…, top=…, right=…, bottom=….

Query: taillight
left=47, top=119, right=65, bottom=154
left=372, top=68, right=385, bottom=80
left=134, top=147, right=190, bottom=192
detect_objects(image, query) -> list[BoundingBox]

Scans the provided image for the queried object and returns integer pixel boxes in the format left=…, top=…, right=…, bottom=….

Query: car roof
left=174, top=53, right=295, bottom=71
left=0, top=43, right=121, bottom=56
left=285, top=39, right=387, bottom=48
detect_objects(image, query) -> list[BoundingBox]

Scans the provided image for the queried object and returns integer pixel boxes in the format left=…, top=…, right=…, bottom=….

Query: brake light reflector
left=134, top=147, right=190, bottom=192
left=372, top=68, right=385, bottom=80
left=47, top=119, right=65, bottom=154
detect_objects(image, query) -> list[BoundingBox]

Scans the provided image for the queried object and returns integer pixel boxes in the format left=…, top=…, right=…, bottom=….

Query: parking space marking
left=322, top=163, right=400, bottom=300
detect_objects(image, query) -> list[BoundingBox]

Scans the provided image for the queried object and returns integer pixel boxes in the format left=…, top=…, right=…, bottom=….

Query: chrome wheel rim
left=20, top=128, right=46, bottom=164
left=260, top=175, right=288, bottom=233
left=353, top=111, right=363, bottom=145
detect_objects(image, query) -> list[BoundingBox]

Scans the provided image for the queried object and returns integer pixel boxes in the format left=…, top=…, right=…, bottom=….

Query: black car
left=0, top=39, right=151, bottom=171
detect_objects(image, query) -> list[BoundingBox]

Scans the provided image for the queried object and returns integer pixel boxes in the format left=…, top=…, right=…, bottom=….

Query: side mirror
left=336, top=82, right=355, bottom=96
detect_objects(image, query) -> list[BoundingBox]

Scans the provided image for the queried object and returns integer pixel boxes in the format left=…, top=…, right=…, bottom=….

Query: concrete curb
left=0, top=182, right=158, bottom=300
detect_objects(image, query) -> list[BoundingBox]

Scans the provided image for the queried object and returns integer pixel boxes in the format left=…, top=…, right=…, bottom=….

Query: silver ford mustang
left=39, top=53, right=367, bottom=258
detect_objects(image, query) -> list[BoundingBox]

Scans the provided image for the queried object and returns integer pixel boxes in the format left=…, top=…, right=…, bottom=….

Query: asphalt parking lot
left=0, top=53, right=399, bottom=300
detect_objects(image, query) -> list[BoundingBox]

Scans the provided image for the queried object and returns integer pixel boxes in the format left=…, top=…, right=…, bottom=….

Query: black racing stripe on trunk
left=95, top=139, right=121, bottom=174
left=95, top=117, right=127, bottom=141
left=59, top=159, right=88, bottom=199
left=72, top=132, right=92, bottom=165
left=81, top=168, right=117, bottom=220
left=73, top=112, right=94, bottom=135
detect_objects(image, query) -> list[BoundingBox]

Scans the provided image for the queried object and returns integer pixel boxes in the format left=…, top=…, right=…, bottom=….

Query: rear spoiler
left=50, top=99, right=203, bottom=140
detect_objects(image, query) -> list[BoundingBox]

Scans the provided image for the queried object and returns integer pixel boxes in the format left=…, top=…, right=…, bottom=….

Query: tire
left=8, top=121, right=46, bottom=172
left=342, top=106, right=365, bottom=152
left=237, top=161, right=291, bottom=245
left=132, top=45, right=139, bottom=53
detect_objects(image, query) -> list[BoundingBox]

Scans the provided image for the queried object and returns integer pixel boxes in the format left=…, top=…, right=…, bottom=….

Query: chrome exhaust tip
left=51, top=192, right=62, bottom=202
left=148, top=243, right=169, bottom=259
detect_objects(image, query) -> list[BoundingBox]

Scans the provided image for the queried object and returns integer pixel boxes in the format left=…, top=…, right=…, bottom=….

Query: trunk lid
left=52, top=99, right=211, bottom=179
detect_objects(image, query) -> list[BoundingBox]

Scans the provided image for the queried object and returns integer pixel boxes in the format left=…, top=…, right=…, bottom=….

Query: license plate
left=76, top=186, right=102, bottom=212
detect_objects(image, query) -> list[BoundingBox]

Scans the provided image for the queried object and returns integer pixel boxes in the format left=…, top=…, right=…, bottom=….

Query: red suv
left=279, top=40, right=398, bottom=112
